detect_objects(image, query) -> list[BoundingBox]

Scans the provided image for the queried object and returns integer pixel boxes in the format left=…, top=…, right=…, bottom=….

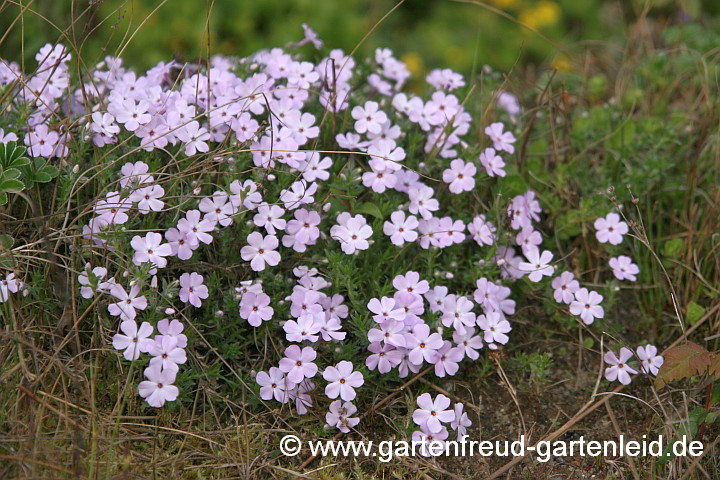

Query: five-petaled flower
left=323, top=361, right=364, bottom=401
left=604, top=348, right=638, bottom=385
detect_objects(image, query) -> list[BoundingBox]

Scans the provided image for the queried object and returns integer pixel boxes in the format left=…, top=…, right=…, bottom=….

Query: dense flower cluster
left=0, top=23, right=661, bottom=431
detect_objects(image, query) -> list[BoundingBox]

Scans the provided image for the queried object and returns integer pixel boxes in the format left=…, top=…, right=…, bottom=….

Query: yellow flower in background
left=519, top=1, right=561, bottom=30
left=551, top=54, right=573, bottom=72
left=402, top=52, right=425, bottom=78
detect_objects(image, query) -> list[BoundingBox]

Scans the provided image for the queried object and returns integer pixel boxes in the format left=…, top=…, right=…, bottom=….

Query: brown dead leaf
left=655, top=341, right=718, bottom=390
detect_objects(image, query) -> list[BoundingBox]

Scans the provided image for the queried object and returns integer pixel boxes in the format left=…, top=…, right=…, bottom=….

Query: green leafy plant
left=0, top=142, right=59, bottom=206
left=0, top=141, right=30, bottom=205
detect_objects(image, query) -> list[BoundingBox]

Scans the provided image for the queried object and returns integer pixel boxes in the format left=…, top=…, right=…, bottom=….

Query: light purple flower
left=450, top=403, right=472, bottom=438
left=112, top=320, right=153, bottom=361
left=365, top=341, right=402, bottom=373
left=156, top=318, right=187, bottom=348
left=323, top=361, right=364, bottom=401
left=480, top=147, right=506, bottom=177
left=177, top=120, right=211, bottom=156
left=393, top=271, right=429, bottom=297
left=284, top=315, right=321, bottom=342
left=278, top=345, right=318, bottom=384
left=239, top=292, right=274, bottom=327
left=569, top=288, right=604, bottom=325
left=367, top=296, right=406, bottom=323
left=609, top=256, right=639, bottom=282
left=179, top=272, right=209, bottom=308
left=164, top=228, right=198, bottom=260
left=138, top=363, right=179, bottom=408
left=594, top=213, right=629, bottom=245
left=476, top=311, right=511, bottom=345
left=253, top=203, right=286, bottom=235
left=383, top=210, right=419, bottom=246
left=412, top=392, right=455, bottom=433
left=129, top=185, right=165, bottom=214
left=108, top=284, right=147, bottom=321
left=352, top=101, right=387, bottom=135
left=452, top=327, right=484, bottom=360
left=177, top=210, right=214, bottom=245
left=411, top=424, right=449, bottom=457
left=408, top=186, right=439, bottom=220
left=604, top=347, right=638, bottom=385
left=516, top=227, right=542, bottom=255
left=368, top=320, right=407, bottom=348
left=636, top=344, right=663, bottom=376
left=111, top=98, right=151, bottom=131
left=131, top=232, right=173, bottom=269
left=147, top=335, right=187, bottom=373
left=443, top=159, right=476, bottom=194
left=441, top=295, right=476, bottom=335
left=326, top=400, right=360, bottom=433
left=552, top=271, right=579, bottom=304
left=241, top=232, right=281, bottom=271
left=484, top=122, right=516, bottom=154
left=406, top=323, right=444, bottom=365
left=78, top=264, right=111, bottom=299
left=425, top=285, right=449, bottom=313
left=518, top=248, right=555, bottom=282
left=431, top=341, right=464, bottom=377
left=256, top=367, right=294, bottom=403
left=331, top=215, right=372, bottom=254
left=199, top=192, right=236, bottom=227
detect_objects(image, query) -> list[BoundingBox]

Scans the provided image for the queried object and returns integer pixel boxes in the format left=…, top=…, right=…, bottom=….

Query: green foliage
left=0, top=142, right=59, bottom=206
left=0, top=141, right=29, bottom=205
left=507, top=351, right=554, bottom=392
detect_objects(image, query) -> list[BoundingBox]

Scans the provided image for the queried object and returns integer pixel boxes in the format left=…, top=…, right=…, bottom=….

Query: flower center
left=296, top=361, right=302, bottom=367
left=339, top=379, right=345, bottom=384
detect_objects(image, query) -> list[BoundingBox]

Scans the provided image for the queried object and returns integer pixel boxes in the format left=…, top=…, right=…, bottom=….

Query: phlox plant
left=0, top=22, right=663, bottom=447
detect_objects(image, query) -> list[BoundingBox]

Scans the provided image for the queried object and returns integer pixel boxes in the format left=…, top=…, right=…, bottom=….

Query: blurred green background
left=1, top=0, right=719, bottom=74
